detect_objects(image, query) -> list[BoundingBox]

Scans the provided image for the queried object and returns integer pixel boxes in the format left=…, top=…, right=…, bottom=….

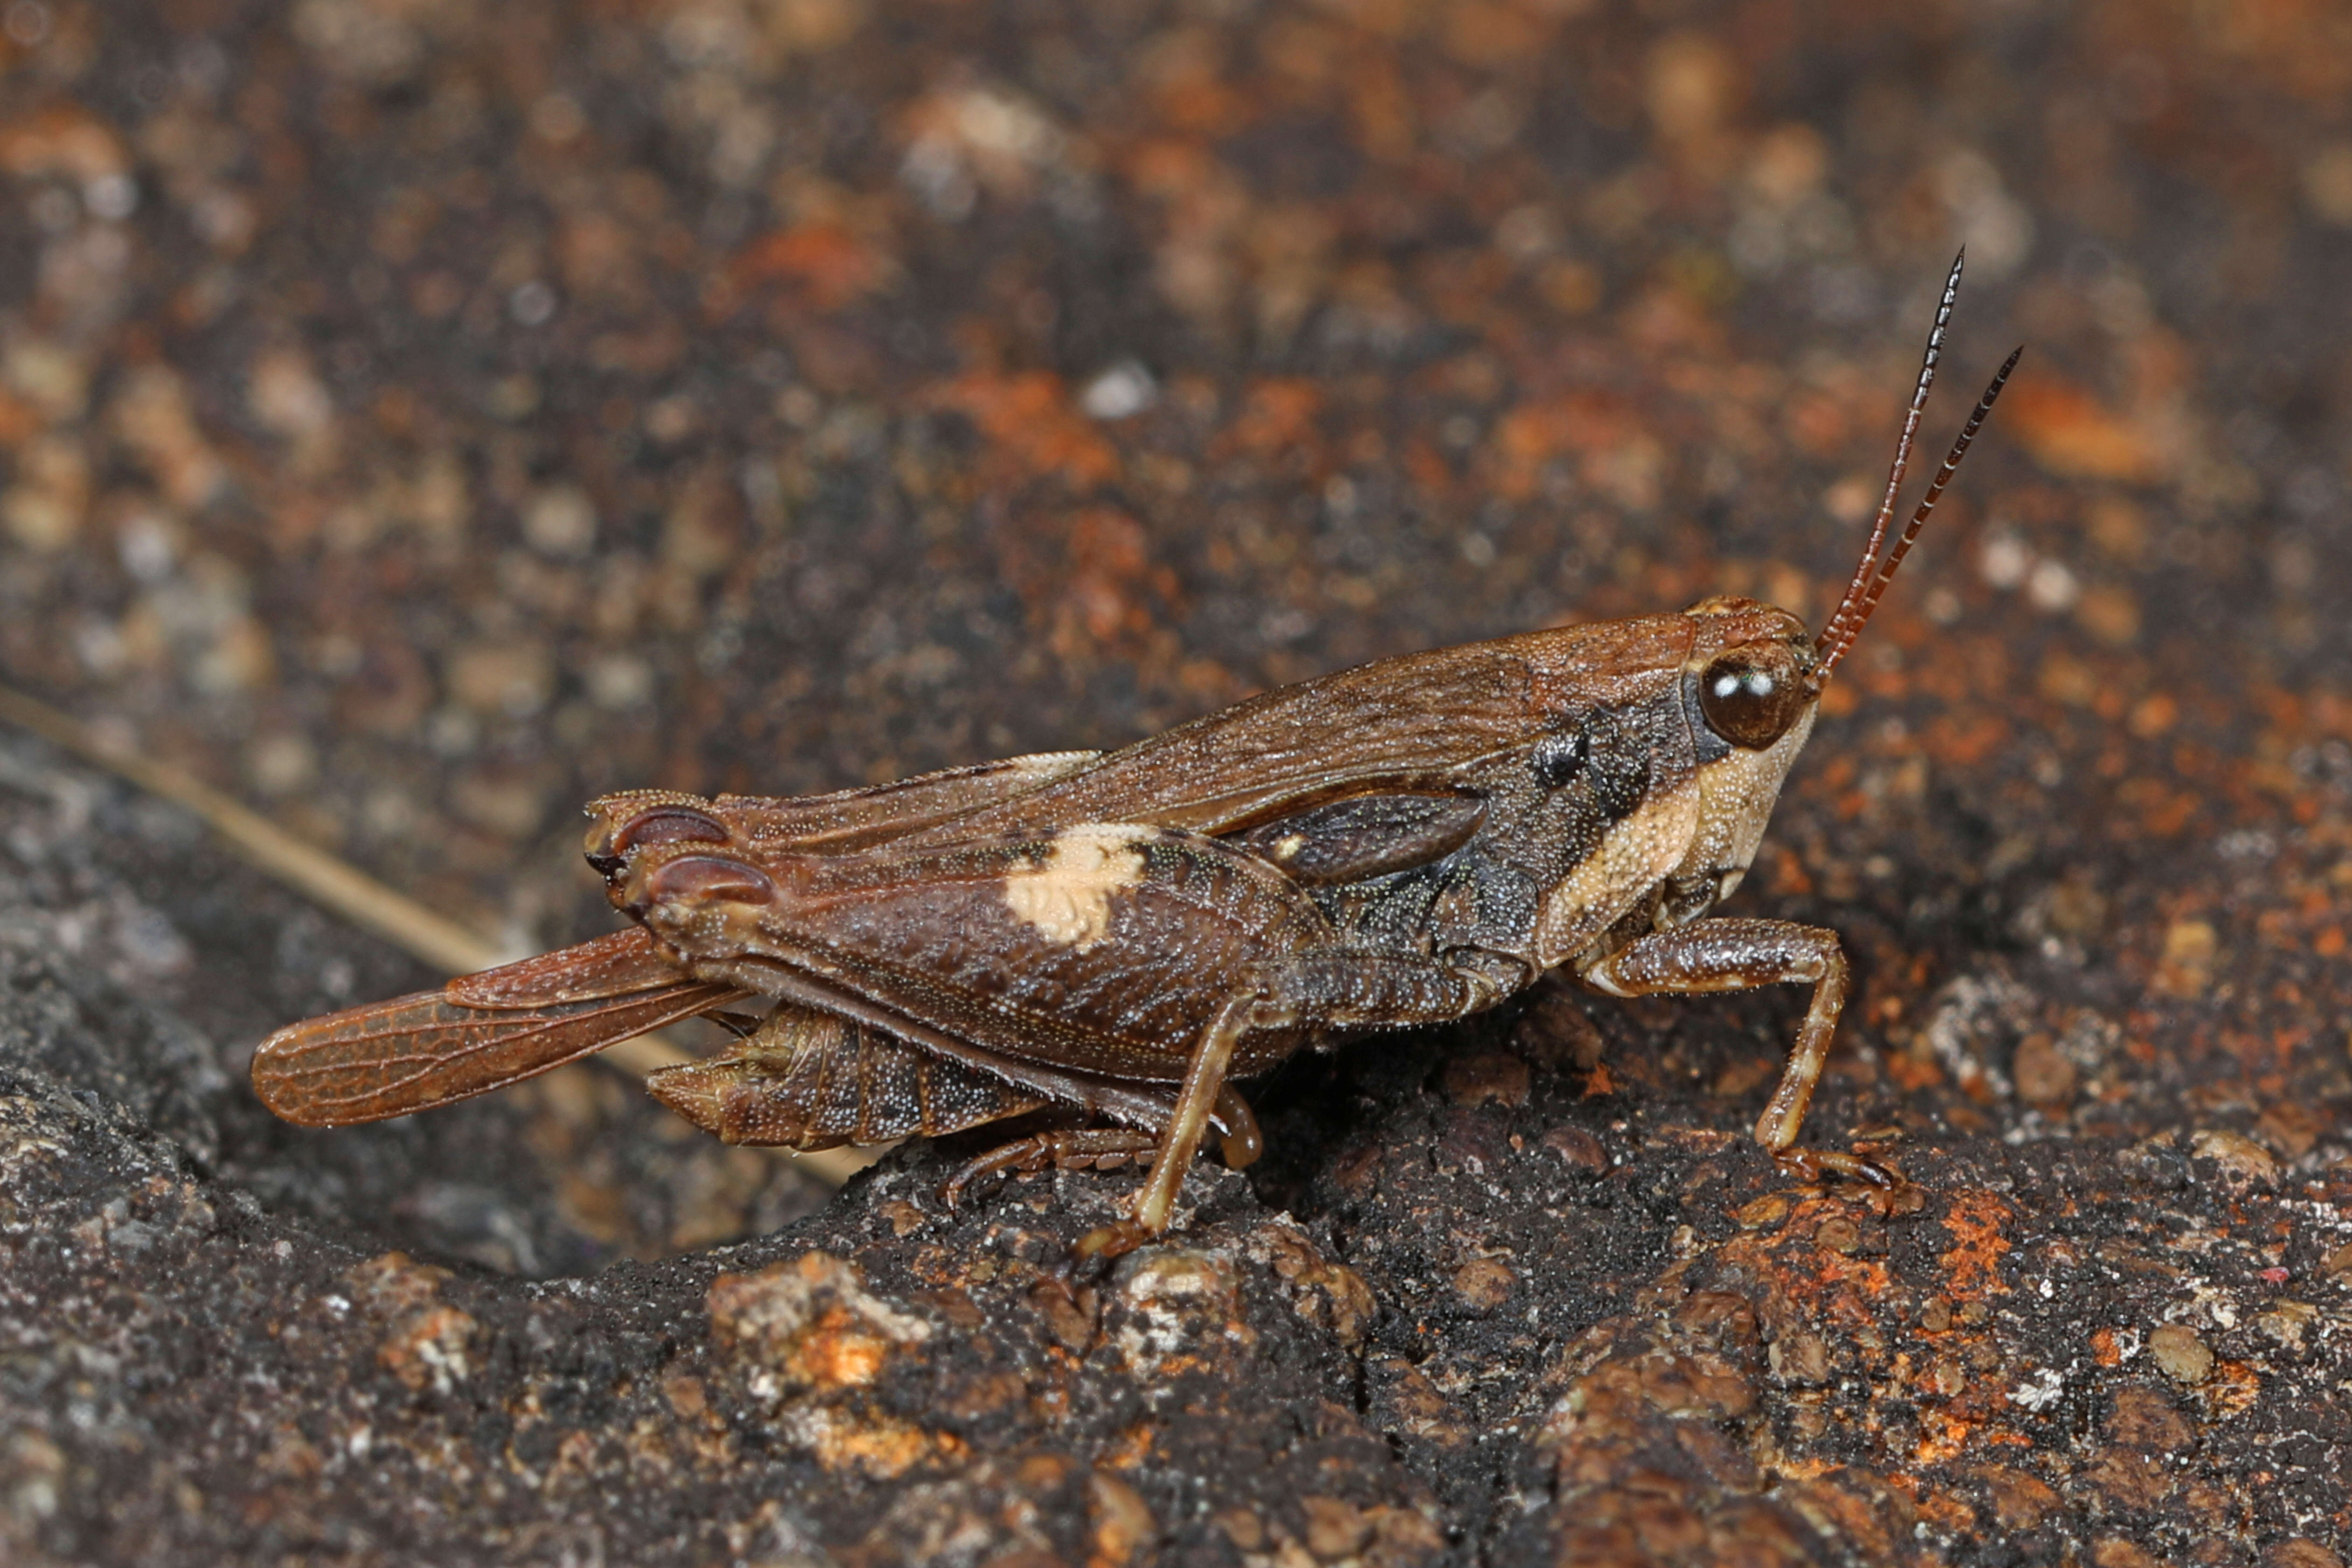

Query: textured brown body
left=252, top=258, right=2015, bottom=1254
left=256, top=610, right=1789, bottom=1130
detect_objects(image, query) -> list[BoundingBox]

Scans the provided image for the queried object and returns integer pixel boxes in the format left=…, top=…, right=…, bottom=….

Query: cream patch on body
left=1003, top=824, right=1154, bottom=949
left=1534, top=782, right=1701, bottom=968
left=1673, top=706, right=1817, bottom=904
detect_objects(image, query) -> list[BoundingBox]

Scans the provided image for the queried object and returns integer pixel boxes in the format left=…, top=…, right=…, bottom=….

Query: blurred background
left=2, top=0, right=2349, bottom=1268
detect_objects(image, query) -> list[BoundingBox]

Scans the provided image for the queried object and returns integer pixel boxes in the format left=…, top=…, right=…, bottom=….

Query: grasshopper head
left=1642, top=597, right=1828, bottom=923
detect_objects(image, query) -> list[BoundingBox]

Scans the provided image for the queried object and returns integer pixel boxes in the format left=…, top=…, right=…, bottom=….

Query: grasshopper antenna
left=1815, top=251, right=2021, bottom=682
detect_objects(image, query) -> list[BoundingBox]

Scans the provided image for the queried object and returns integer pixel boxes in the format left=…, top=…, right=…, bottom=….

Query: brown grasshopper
left=254, top=254, right=2017, bottom=1260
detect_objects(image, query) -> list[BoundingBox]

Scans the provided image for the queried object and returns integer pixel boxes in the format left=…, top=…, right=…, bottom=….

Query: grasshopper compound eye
left=1696, top=645, right=1812, bottom=750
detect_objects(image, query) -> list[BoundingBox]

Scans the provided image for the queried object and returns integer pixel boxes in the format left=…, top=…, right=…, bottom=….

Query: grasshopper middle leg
left=943, top=1085, right=1264, bottom=1208
left=1076, top=953, right=1498, bottom=1261
left=943, top=1127, right=1167, bottom=1205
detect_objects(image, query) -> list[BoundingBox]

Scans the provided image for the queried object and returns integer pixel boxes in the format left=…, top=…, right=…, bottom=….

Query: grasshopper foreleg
left=1577, top=918, right=1894, bottom=1185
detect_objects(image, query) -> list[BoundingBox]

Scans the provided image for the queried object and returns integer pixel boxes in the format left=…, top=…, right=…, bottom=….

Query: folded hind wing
left=443, top=926, right=689, bottom=1009
left=252, top=931, right=746, bottom=1127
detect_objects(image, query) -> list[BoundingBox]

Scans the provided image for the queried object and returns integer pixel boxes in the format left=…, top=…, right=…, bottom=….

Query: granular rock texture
left=5, top=749, right=2350, bottom=1566
left=4, top=0, right=2352, bottom=1563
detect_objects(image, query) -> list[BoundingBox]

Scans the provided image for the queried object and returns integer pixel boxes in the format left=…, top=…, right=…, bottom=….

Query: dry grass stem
left=0, top=684, right=876, bottom=1188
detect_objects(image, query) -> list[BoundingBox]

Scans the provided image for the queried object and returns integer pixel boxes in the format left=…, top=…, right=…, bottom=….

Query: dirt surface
left=4, top=0, right=2351, bottom=1563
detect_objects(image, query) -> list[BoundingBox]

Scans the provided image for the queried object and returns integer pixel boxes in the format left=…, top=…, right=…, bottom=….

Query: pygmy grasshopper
left=255, top=255, right=2018, bottom=1260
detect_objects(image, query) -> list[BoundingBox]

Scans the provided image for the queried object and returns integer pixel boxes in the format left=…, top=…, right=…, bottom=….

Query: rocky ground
left=2, top=1, right=2350, bottom=1563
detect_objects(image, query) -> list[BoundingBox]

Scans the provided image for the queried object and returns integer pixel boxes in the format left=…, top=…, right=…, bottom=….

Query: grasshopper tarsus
left=1067, top=1219, right=1153, bottom=1273
left=1774, top=1146, right=1905, bottom=1191
left=253, top=263, right=2014, bottom=1256
left=941, top=1127, right=1165, bottom=1209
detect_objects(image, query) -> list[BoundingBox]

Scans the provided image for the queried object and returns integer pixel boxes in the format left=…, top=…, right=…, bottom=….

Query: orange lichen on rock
left=345, top=1252, right=478, bottom=1395
left=707, top=1250, right=932, bottom=1393
left=933, top=370, right=1123, bottom=491
left=1717, top=1194, right=1893, bottom=1337
left=1486, top=390, right=1657, bottom=506
left=727, top=224, right=894, bottom=313
left=788, top=1405, right=965, bottom=1479
left=1212, top=377, right=1328, bottom=475
left=1937, top=1193, right=2015, bottom=1300
left=702, top=1252, right=960, bottom=1479
left=2002, top=374, right=2171, bottom=484
left=1047, top=508, right=1175, bottom=660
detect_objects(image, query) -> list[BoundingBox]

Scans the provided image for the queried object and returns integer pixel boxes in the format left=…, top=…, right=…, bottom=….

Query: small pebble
left=1299, top=1495, right=1371, bottom=1560
left=2012, top=1032, right=2077, bottom=1108
left=1540, top=1125, right=1607, bottom=1176
left=2148, top=1323, right=2214, bottom=1386
left=1814, top=1217, right=1861, bottom=1255
left=1452, top=1257, right=1515, bottom=1312
left=2189, top=1129, right=2278, bottom=1191
left=1440, top=1050, right=1530, bottom=1108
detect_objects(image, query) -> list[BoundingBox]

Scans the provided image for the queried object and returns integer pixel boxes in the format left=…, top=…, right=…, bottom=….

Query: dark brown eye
left=1696, top=648, right=1812, bottom=750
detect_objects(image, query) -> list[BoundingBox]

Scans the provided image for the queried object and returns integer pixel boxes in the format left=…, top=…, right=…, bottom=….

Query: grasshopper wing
left=907, top=616, right=1695, bottom=840
left=443, top=926, right=692, bottom=1007
left=590, top=750, right=1104, bottom=864
left=252, top=929, right=746, bottom=1127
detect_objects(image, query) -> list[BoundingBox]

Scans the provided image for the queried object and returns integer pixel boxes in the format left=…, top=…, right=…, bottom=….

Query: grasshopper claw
left=1066, top=1219, right=1150, bottom=1277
